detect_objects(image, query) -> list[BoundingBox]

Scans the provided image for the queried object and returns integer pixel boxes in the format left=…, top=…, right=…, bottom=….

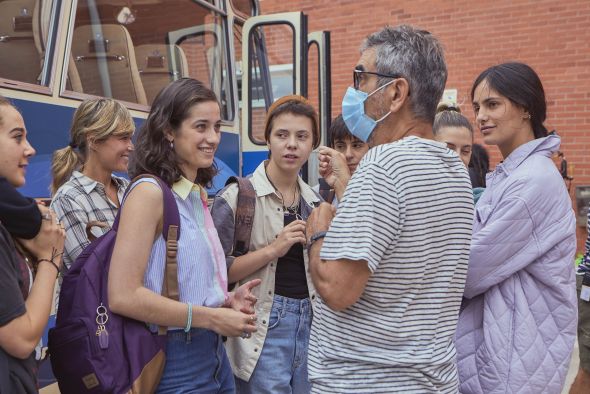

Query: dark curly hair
left=130, top=78, right=219, bottom=187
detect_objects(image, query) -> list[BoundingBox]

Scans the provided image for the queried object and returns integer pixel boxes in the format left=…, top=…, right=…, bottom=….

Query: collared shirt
left=211, top=161, right=321, bottom=381
left=134, top=176, right=227, bottom=312
left=51, top=171, right=128, bottom=269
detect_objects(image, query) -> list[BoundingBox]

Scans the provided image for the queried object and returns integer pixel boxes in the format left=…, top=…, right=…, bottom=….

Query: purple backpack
left=48, top=176, right=180, bottom=394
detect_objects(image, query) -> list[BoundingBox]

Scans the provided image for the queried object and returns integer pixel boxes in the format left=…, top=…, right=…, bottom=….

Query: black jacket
left=0, top=177, right=42, bottom=239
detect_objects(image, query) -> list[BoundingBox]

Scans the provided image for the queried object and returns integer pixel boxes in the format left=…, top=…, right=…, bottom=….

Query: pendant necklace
left=264, top=166, right=300, bottom=216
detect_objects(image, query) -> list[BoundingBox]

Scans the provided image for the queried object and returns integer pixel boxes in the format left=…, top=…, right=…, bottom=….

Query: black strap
left=318, top=178, right=335, bottom=203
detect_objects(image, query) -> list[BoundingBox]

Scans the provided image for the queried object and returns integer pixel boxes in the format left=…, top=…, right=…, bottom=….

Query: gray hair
left=361, top=25, right=447, bottom=123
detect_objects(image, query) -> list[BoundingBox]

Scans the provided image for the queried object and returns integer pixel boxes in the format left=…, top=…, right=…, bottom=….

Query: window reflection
left=0, top=0, right=54, bottom=86
left=67, top=0, right=232, bottom=118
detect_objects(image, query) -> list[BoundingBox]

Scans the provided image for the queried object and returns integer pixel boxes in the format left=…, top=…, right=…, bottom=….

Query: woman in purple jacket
left=455, top=62, right=577, bottom=394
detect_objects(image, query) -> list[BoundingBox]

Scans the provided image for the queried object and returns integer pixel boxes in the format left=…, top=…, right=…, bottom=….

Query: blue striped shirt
left=130, top=177, right=228, bottom=310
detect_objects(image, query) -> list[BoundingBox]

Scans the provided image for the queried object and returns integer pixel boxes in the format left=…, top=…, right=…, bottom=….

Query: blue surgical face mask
left=341, top=81, right=394, bottom=143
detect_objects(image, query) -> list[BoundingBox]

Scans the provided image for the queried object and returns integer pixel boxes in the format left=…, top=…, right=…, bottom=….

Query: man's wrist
left=307, top=231, right=328, bottom=255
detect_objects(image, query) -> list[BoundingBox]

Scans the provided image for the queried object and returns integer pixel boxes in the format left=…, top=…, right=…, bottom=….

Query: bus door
left=304, top=31, right=331, bottom=186
left=239, top=12, right=311, bottom=177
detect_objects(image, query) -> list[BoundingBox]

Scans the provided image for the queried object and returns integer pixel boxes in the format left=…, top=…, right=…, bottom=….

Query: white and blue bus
left=0, top=0, right=331, bottom=200
left=0, top=1, right=331, bottom=389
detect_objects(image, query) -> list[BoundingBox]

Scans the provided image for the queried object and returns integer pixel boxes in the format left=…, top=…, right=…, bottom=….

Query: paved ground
left=562, top=337, right=579, bottom=394
left=39, top=337, right=582, bottom=394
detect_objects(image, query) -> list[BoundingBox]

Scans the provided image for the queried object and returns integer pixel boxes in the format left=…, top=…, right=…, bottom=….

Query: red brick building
left=260, top=0, right=590, bottom=252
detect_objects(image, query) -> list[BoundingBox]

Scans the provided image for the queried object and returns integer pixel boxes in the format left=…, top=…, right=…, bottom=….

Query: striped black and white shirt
left=309, top=136, right=474, bottom=393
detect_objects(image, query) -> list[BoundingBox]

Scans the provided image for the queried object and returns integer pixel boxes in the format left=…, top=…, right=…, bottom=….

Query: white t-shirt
left=309, top=136, right=474, bottom=393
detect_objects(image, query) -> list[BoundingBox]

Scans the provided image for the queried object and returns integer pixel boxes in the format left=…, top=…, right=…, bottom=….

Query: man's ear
left=388, top=78, right=411, bottom=114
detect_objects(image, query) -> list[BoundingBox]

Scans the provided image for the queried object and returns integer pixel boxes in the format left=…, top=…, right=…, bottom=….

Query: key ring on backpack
left=96, top=304, right=109, bottom=325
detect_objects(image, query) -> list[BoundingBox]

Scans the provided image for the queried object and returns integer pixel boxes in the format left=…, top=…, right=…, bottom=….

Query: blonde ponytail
left=51, top=146, right=82, bottom=195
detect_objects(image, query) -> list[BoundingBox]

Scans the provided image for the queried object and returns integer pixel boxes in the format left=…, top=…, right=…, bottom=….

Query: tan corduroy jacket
left=211, top=161, right=320, bottom=381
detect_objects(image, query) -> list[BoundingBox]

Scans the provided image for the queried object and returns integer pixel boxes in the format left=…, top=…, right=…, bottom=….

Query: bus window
left=247, top=23, right=295, bottom=143
left=230, top=0, right=257, bottom=18
left=0, top=0, right=56, bottom=88
left=66, top=0, right=233, bottom=119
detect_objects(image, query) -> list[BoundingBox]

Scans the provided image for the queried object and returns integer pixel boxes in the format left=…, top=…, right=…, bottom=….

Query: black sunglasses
left=353, top=69, right=401, bottom=90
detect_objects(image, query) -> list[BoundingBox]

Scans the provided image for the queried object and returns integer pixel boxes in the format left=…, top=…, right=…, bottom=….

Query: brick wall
left=259, top=0, right=590, bottom=253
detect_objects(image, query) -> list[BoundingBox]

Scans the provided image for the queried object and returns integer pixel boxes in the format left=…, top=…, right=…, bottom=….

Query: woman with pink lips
left=455, top=62, right=577, bottom=394
left=50, top=98, right=135, bottom=269
left=0, top=96, right=66, bottom=393
left=211, top=95, right=321, bottom=393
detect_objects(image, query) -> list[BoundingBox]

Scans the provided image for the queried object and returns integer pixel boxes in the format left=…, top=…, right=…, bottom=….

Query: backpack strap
left=155, top=178, right=180, bottom=303
left=318, top=178, right=335, bottom=204
left=118, top=174, right=181, bottom=302
left=225, top=176, right=256, bottom=257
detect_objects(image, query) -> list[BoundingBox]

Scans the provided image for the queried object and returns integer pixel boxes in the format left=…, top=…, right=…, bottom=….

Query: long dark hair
left=469, top=143, right=490, bottom=188
left=130, top=78, right=219, bottom=187
left=471, top=62, right=548, bottom=139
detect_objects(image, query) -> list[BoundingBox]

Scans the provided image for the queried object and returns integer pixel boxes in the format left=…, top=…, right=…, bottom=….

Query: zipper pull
left=98, top=328, right=109, bottom=349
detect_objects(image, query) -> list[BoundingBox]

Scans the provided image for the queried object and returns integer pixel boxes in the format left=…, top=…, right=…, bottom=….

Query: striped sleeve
left=584, top=207, right=590, bottom=264
left=320, top=160, right=401, bottom=273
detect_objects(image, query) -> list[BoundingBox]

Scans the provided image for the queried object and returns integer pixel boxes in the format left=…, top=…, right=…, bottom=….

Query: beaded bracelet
left=38, top=258, right=60, bottom=278
left=184, top=302, right=193, bottom=333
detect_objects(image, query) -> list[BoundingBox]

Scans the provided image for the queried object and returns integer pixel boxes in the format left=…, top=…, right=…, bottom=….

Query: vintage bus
left=0, top=0, right=331, bottom=199
left=0, top=0, right=331, bottom=389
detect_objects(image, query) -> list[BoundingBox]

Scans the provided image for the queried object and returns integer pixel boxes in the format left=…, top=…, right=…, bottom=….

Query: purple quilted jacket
left=455, top=135, right=577, bottom=394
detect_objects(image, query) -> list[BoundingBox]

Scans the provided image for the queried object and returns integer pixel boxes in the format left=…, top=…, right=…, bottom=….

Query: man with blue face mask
left=304, top=25, right=474, bottom=393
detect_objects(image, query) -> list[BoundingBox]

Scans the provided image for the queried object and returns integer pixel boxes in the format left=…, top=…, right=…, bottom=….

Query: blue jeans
left=156, top=328, right=235, bottom=394
left=236, top=294, right=312, bottom=394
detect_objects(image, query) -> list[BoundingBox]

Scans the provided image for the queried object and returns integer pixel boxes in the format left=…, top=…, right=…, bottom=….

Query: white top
left=309, top=136, right=474, bottom=393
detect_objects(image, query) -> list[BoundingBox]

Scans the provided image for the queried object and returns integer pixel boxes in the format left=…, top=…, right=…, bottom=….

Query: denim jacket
left=211, top=161, right=321, bottom=380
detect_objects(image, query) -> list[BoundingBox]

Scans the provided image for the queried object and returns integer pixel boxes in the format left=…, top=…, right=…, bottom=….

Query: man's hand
left=318, top=147, right=351, bottom=200
left=306, top=203, right=336, bottom=246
